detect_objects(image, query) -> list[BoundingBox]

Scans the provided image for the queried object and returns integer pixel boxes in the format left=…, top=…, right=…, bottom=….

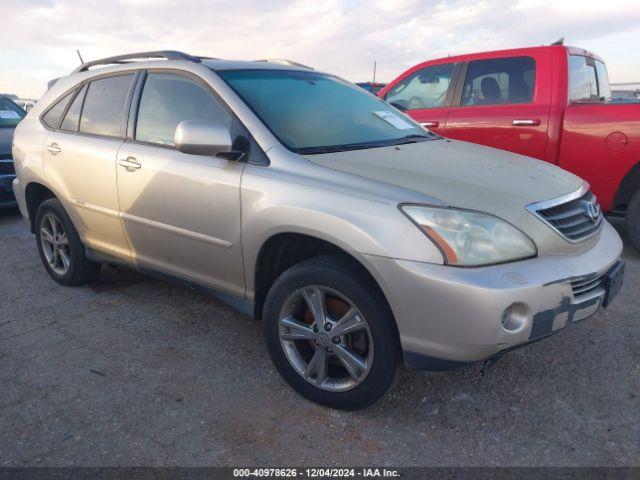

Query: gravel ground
left=0, top=207, right=638, bottom=467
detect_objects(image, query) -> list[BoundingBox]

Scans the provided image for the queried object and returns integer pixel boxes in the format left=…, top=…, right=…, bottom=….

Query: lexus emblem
left=585, top=202, right=600, bottom=223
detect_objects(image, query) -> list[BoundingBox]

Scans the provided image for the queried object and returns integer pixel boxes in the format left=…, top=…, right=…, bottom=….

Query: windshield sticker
left=0, top=110, right=20, bottom=119
left=373, top=110, right=414, bottom=130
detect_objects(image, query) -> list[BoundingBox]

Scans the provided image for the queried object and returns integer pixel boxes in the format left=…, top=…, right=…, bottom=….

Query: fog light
left=501, top=302, right=528, bottom=332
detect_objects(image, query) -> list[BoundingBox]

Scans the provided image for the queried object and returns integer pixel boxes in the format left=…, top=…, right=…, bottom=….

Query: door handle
left=46, top=143, right=61, bottom=155
left=420, top=121, right=440, bottom=128
left=119, top=157, right=141, bottom=172
left=512, top=119, right=541, bottom=126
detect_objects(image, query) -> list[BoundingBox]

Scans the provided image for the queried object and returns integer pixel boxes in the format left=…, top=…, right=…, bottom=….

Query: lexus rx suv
left=12, top=51, right=624, bottom=409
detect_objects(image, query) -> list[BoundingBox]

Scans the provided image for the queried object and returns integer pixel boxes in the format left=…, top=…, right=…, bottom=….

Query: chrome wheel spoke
left=333, top=344, right=367, bottom=380
left=50, top=215, right=58, bottom=238
left=40, top=227, right=54, bottom=245
left=304, top=347, right=328, bottom=385
left=49, top=247, right=59, bottom=266
left=280, top=316, right=316, bottom=341
left=59, top=248, right=71, bottom=270
left=301, top=287, right=327, bottom=329
left=332, top=308, right=366, bottom=336
left=57, top=233, right=68, bottom=246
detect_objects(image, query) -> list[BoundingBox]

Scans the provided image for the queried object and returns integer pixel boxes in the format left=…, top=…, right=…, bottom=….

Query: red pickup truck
left=379, top=45, right=640, bottom=250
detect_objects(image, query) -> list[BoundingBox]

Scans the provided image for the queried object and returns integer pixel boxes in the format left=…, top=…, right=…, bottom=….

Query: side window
left=385, top=63, right=455, bottom=111
left=60, top=85, right=87, bottom=132
left=41, top=91, right=74, bottom=129
left=79, top=74, right=134, bottom=137
left=135, top=73, right=232, bottom=146
left=568, top=55, right=599, bottom=102
left=461, top=57, right=536, bottom=106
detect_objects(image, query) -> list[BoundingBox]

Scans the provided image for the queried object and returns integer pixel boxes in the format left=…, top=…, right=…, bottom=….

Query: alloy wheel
left=278, top=286, right=374, bottom=392
left=40, top=212, right=71, bottom=276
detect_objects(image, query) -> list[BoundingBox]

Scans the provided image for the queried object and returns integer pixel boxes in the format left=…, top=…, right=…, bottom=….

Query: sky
left=2, top=0, right=640, bottom=99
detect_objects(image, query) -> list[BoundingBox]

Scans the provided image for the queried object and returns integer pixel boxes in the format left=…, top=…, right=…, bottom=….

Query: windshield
left=0, top=96, right=26, bottom=128
left=217, top=69, right=435, bottom=154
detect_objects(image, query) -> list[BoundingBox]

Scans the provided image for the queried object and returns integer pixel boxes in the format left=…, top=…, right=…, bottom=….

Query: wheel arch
left=252, top=232, right=398, bottom=337
left=613, top=161, right=640, bottom=211
left=24, top=182, right=57, bottom=233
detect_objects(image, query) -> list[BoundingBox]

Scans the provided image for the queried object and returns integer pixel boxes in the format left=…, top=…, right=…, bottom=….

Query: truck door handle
left=46, top=143, right=61, bottom=155
left=420, top=121, right=440, bottom=128
left=512, top=119, right=541, bottom=126
left=119, top=157, right=141, bottom=172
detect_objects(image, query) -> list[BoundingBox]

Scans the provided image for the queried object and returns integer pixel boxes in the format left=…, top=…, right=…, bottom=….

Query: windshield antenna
left=76, top=49, right=85, bottom=64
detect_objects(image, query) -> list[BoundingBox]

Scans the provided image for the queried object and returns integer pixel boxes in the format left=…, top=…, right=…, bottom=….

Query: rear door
left=444, top=53, right=551, bottom=160
left=382, top=62, right=459, bottom=135
left=42, top=73, right=136, bottom=261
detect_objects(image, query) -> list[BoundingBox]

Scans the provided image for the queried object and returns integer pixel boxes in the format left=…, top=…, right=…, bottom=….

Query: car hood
left=304, top=139, right=594, bottom=255
left=0, top=127, right=14, bottom=156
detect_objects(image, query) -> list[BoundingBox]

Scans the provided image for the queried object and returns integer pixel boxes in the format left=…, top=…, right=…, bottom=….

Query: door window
left=461, top=57, right=536, bottom=106
left=135, top=73, right=232, bottom=146
left=79, top=74, right=134, bottom=137
left=385, top=63, right=455, bottom=111
left=60, top=85, right=87, bottom=132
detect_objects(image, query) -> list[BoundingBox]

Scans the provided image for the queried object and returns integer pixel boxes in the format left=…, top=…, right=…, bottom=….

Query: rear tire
left=263, top=255, right=400, bottom=410
left=627, top=190, right=640, bottom=252
left=35, top=198, right=100, bottom=286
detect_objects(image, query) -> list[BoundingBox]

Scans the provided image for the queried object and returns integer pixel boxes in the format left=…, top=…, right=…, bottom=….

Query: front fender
left=240, top=161, right=444, bottom=298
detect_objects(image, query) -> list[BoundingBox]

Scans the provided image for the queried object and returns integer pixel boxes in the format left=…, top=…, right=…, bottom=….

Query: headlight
left=400, top=205, right=537, bottom=266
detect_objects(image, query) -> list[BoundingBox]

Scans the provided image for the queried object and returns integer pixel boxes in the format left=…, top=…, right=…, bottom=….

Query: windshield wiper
left=391, top=133, right=438, bottom=145
left=298, top=141, right=390, bottom=155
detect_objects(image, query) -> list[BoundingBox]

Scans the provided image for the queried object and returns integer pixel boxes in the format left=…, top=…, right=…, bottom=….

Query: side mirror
left=174, top=120, right=233, bottom=157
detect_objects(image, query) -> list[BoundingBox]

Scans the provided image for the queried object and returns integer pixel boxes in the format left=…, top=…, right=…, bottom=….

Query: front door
left=116, top=71, right=246, bottom=296
left=444, top=54, right=551, bottom=161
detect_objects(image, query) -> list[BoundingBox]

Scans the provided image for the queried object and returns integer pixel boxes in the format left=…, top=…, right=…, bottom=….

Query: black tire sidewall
left=35, top=199, right=91, bottom=286
left=263, top=256, right=399, bottom=410
left=627, top=190, right=640, bottom=252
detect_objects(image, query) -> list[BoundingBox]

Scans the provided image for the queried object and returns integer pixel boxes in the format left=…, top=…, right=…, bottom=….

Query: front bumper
left=363, top=221, right=624, bottom=370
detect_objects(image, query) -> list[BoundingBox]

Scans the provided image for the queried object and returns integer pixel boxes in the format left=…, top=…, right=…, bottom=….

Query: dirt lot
left=0, top=207, right=638, bottom=466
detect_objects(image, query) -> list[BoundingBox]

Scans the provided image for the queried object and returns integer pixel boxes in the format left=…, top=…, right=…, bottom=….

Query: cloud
left=1, top=0, right=639, bottom=98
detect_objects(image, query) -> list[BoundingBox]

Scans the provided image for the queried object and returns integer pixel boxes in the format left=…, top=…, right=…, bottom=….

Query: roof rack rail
left=254, top=59, right=314, bottom=70
left=73, top=50, right=201, bottom=73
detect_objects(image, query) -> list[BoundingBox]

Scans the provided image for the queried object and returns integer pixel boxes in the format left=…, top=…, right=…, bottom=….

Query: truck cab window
left=384, top=63, right=455, bottom=111
left=461, top=57, right=536, bottom=106
left=568, top=55, right=599, bottom=102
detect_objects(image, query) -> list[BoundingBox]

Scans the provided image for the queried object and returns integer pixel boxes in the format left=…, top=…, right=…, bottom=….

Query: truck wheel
left=627, top=190, right=640, bottom=252
left=263, top=255, right=400, bottom=410
left=35, top=198, right=101, bottom=286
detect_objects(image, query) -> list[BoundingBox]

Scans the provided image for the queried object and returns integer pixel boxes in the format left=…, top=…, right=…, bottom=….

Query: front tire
left=627, top=190, right=640, bottom=252
left=35, top=198, right=100, bottom=286
left=263, top=255, right=400, bottom=410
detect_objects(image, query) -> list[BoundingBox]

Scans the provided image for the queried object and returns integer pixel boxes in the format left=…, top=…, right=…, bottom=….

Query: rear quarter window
left=41, top=91, right=74, bottom=129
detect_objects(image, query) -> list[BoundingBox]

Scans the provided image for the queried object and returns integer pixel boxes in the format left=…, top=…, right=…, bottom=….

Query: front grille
left=571, top=273, right=605, bottom=297
left=529, top=190, right=603, bottom=242
left=0, top=159, right=15, bottom=176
